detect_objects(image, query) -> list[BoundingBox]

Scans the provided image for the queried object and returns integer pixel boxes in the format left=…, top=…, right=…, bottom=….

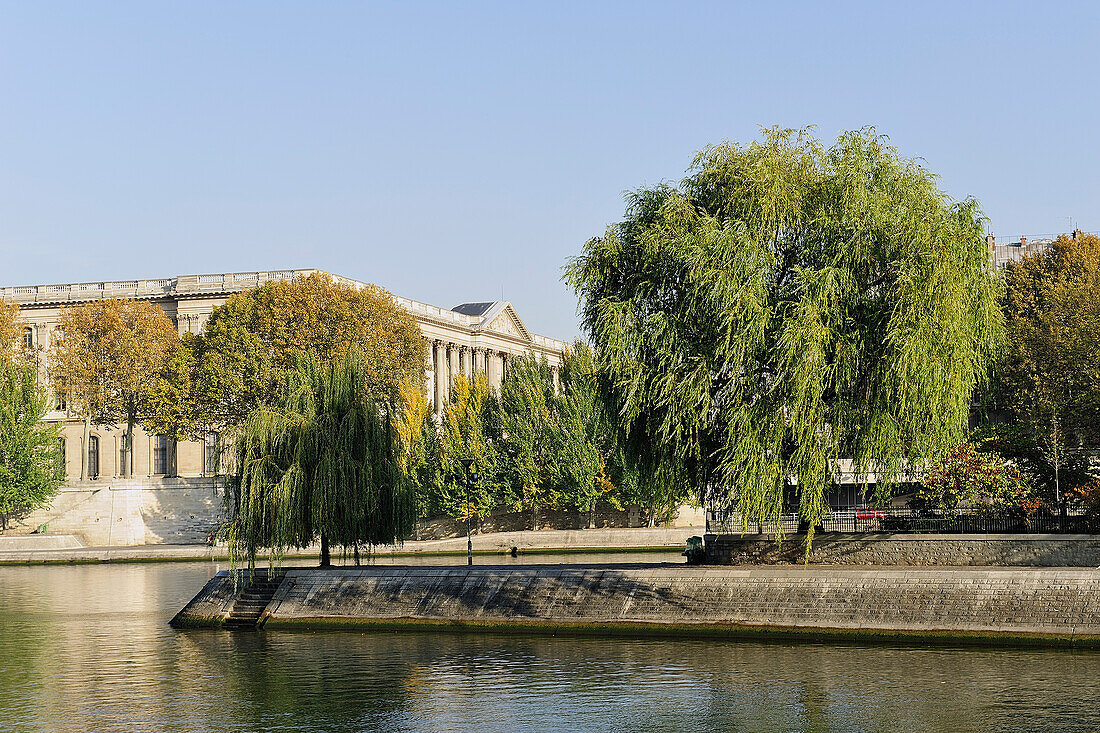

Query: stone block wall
left=7, top=478, right=227, bottom=546
left=173, top=565, right=1100, bottom=645
left=705, top=533, right=1100, bottom=567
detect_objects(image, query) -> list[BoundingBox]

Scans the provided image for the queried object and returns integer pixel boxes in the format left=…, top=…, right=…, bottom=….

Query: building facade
left=1, top=270, right=569, bottom=483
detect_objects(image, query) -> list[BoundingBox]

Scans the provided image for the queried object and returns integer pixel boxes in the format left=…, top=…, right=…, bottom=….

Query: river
left=1, top=557, right=1098, bottom=732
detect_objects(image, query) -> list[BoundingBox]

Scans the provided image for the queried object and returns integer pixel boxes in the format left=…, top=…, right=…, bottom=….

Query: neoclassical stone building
left=1, top=270, right=569, bottom=483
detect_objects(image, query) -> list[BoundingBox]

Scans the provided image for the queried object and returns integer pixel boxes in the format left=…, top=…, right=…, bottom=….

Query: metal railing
left=707, top=507, right=1095, bottom=535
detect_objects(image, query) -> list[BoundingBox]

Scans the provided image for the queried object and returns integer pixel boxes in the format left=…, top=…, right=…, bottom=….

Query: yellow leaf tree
left=48, top=299, right=178, bottom=479
left=0, top=300, right=27, bottom=364
left=191, top=272, right=426, bottom=428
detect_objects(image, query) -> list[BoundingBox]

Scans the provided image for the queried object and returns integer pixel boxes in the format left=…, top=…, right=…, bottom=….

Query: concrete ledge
left=705, top=533, right=1100, bottom=567
left=171, top=565, right=1100, bottom=648
left=0, top=534, right=84, bottom=551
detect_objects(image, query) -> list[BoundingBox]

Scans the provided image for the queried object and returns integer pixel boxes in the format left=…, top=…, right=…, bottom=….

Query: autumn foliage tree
left=999, top=232, right=1100, bottom=503
left=0, top=300, right=22, bottom=361
left=188, top=273, right=426, bottom=431
left=912, top=443, right=1032, bottom=514
left=48, top=299, right=178, bottom=478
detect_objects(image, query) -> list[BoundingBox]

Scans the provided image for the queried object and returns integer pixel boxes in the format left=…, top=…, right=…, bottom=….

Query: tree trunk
left=531, top=504, right=540, bottom=531
left=123, top=413, right=135, bottom=478
left=81, top=415, right=90, bottom=481
left=319, top=532, right=331, bottom=568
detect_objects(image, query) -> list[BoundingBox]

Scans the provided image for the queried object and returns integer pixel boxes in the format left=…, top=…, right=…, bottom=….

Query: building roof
left=0, top=269, right=569, bottom=353
left=451, top=302, right=497, bottom=317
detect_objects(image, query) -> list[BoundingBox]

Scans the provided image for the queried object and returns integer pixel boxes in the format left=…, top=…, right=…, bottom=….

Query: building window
left=203, top=432, right=218, bottom=475
left=88, top=436, right=100, bottom=479
left=153, top=435, right=169, bottom=475
left=55, top=393, right=67, bottom=412
left=120, top=436, right=128, bottom=476
left=22, top=327, right=33, bottom=350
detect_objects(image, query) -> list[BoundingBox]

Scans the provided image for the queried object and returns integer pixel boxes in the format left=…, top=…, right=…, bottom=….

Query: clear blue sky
left=2, top=2, right=1098, bottom=340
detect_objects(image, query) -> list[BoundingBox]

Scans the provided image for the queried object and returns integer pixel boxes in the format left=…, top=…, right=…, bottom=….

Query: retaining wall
left=171, top=565, right=1100, bottom=646
left=3, top=478, right=704, bottom=548
left=705, top=533, right=1100, bottom=567
left=8, top=479, right=226, bottom=546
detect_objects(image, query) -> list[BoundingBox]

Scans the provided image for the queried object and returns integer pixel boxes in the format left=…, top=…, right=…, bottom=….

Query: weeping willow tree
left=228, top=349, right=415, bottom=568
left=567, top=127, right=1003, bottom=541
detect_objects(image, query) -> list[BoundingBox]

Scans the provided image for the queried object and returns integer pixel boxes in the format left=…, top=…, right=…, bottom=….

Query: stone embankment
left=705, top=533, right=1100, bottom=567
left=171, top=564, right=1100, bottom=647
left=9, top=478, right=225, bottom=546
left=0, top=527, right=695, bottom=564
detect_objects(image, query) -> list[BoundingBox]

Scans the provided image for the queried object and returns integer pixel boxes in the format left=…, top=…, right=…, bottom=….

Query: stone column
left=551, top=365, right=560, bottom=394
left=459, top=347, right=470, bottom=378
left=447, top=343, right=458, bottom=398
left=433, top=341, right=446, bottom=416
left=488, top=351, right=503, bottom=390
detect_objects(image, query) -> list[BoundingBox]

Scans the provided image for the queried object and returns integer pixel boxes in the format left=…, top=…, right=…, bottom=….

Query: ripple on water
left=1, top=562, right=1099, bottom=733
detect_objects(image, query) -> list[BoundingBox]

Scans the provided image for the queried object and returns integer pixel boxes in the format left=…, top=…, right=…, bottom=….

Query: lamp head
left=458, top=457, right=475, bottom=470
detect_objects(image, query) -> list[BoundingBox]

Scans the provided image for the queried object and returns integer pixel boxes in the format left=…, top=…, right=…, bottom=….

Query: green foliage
left=142, top=333, right=200, bottom=442
left=551, top=344, right=625, bottom=517
left=430, top=373, right=500, bottom=519
left=912, top=442, right=1033, bottom=514
left=227, top=349, right=416, bottom=568
left=0, top=360, right=64, bottom=530
left=998, top=232, right=1100, bottom=501
left=969, top=422, right=1092, bottom=503
left=417, top=344, right=678, bottom=528
left=495, top=357, right=559, bottom=523
left=567, top=127, right=1003, bottom=538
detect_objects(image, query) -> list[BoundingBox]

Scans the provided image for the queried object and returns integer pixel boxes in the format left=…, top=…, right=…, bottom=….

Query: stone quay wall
left=705, top=533, right=1100, bottom=567
left=3, top=476, right=703, bottom=548
left=172, top=565, right=1100, bottom=647
left=9, top=479, right=226, bottom=546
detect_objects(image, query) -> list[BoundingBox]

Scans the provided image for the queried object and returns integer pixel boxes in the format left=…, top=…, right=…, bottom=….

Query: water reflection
left=1, top=561, right=1098, bottom=732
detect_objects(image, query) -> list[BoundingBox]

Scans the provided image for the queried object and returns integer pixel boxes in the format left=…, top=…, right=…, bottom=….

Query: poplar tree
left=229, top=349, right=415, bottom=568
left=567, top=127, right=1003, bottom=538
left=495, top=356, right=558, bottom=529
left=551, top=344, right=630, bottom=528
left=0, top=358, right=64, bottom=530
left=432, top=373, right=500, bottom=520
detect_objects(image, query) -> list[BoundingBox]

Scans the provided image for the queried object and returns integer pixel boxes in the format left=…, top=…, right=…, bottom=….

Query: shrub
left=913, top=443, right=1034, bottom=515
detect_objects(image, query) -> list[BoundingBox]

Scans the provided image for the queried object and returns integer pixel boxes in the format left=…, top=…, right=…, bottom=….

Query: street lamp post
left=458, top=458, right=475, bottom=566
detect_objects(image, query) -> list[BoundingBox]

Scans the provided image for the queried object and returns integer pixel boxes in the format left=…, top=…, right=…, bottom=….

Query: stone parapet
left=704, top=533, right=1100, bottom=567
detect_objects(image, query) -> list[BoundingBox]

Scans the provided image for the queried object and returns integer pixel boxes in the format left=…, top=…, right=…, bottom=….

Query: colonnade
left=430, top=340, right=511, bottom=416
left=429, top=339, right=561, bottom=416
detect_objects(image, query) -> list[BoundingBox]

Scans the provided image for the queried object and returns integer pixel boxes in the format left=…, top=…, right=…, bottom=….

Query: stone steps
left=224, top=574, right=284, bottom=630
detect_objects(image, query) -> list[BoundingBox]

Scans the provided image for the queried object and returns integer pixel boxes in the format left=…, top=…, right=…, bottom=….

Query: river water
left=1, top=557, right=1099, bottom=733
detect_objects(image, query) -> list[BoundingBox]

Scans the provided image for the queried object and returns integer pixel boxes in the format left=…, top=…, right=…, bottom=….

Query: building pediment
left=482, top=303, right=532, bottom=342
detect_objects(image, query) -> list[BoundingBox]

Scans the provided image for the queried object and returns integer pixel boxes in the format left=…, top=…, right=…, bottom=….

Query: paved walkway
left=0, top=527, right=698, bottom=564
